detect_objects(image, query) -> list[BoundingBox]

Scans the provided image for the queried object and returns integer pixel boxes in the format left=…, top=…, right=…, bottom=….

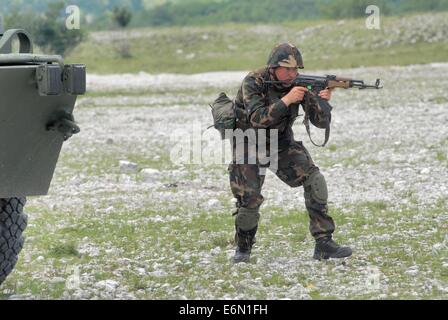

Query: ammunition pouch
left=309, top=97, right=332, bottom=129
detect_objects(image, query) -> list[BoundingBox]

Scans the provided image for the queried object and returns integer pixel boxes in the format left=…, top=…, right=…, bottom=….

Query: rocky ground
left=1, top=63, right=447, bottom=300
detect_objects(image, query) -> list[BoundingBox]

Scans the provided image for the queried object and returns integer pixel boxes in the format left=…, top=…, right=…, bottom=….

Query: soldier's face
left=275, top=67, right=298, bottom=83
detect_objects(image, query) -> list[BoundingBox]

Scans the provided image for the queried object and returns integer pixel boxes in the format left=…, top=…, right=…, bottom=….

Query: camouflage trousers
left=228, top=140, right=335, bottom=240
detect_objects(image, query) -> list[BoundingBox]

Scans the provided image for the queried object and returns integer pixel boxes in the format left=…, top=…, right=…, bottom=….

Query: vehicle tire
left=0, top=197, right=27, bottom=286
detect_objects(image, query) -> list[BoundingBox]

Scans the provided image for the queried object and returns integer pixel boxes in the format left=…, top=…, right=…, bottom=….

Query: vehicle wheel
left=0, top=197, right=27, bottom=286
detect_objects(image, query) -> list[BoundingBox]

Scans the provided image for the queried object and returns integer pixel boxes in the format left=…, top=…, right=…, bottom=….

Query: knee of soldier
left=236, top=207, right=260, bottom=231
left=237, top=194, right=264, bottom=209
left=304, top=170, right=328, bottom=205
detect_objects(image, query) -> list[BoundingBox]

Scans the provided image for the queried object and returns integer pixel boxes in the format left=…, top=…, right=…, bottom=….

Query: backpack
left=209, top=92, right=236, bottom=139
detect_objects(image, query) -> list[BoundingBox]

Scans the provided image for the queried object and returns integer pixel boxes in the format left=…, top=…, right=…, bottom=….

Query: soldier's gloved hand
left=318, top=88, right=333, bottom=101
left=281, top=86, right=308, bottom=106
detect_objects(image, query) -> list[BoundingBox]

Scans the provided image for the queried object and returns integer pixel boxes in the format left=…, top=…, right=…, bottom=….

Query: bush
left=113, top=6, right=132, bottom=28
left=4, top=1, right=85, bottom=56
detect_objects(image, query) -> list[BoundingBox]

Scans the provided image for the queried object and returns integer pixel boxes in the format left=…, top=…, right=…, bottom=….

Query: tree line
left=124, top=0, right=448, bottom=27
left=1, top=0, right=447, bottom=56
left=2, top=0, right=448, bottom=29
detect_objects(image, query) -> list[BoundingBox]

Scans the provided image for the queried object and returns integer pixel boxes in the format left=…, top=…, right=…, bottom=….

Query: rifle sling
left=303, top=115, right=330, bottom=147
left=303, top=93, right=330, bottom=147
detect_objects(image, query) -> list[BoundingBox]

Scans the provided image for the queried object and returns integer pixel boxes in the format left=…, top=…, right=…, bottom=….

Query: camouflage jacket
left=234, top=67, right=330, bottom=149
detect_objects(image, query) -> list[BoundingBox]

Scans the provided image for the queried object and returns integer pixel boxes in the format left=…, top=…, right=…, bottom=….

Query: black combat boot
left=233, top=226, right=257, bottom=264
left=313, top=236, right=352, bottom=260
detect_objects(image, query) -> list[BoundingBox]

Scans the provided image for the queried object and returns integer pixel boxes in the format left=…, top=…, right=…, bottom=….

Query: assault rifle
left=264, top=74, right=383, bottom=147
left=264, top=74, right=383, bottom=92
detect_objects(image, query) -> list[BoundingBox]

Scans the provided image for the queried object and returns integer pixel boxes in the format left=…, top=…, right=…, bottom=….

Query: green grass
left=2, top=185, right=447, bottom=299
left=328, top=144, right=337, bottom=152
left=429, top=97, right=448, bottom=104
left=67, top=12, right=448, bottom=74
left=436, top=150, right=447, bottom=162
left=49, top=243, right=81, bottom=258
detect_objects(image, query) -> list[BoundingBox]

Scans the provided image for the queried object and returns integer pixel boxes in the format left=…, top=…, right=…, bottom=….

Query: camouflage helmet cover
left=266, top=43, right=304, bottom=69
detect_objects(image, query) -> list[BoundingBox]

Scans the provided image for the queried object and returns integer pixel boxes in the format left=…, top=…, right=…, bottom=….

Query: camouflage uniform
left=229, top=44, right=337, bottom=261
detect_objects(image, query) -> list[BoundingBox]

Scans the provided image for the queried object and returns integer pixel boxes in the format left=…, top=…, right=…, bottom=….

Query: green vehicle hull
left=0, top=65, right=78, bottom=197
left=0, top=28, right=85, bottom=286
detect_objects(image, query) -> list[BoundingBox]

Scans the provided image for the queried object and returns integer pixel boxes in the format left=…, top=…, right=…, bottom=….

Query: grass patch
left=436, top=150, right=447, bottom=162
left=359, top=200, right=388, bottom=212
left=3, top=195, right=446, bottom=299
left=49, top=242, right=81, bottom=258
left=429, top=97, right=448, bottom=104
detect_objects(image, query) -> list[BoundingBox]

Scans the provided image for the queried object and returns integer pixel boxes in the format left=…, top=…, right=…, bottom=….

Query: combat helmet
left=266, top=43, right=304, bottom=69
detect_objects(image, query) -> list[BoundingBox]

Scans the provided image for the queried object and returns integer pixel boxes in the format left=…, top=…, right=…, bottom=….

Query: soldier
left=230, top=43, right=352, bottom=263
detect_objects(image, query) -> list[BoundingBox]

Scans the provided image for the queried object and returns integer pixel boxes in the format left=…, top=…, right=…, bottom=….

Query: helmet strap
left=268, top=67, right=279, bottom=81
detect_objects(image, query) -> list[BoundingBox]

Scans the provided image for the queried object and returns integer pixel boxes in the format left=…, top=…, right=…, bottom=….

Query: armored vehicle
left=0, top=29, right=85, bottom=285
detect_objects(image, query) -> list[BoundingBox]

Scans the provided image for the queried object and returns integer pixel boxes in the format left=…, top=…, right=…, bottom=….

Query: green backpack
left=209, top=92, right=236, bottom=139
